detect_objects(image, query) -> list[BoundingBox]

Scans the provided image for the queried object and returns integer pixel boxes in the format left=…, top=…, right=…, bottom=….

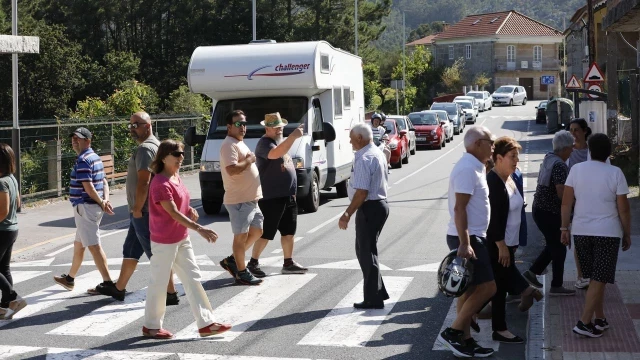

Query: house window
left=533, top=46, right=542, bottom=63
left=333, top=87, right=342, bottom=116
left=507, top=45, right=515, bottom=62
left=448, top=46, right=454, bottom=60
left=465, top=45, right=471, bottom=59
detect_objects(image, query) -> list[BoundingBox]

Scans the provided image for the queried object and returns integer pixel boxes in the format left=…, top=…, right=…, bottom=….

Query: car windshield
left=383, top=120, right=396, bottom=134
left=408, top=113, right=438, bottom=125
left=467, top=93, right=483, bottom=99
left=457, top=101, right=472, bottom=109
left=495, top=86, right=514, bottom=93
left=431, top=104, right=457, bottom=115
left=539, top=101, right=548, bottom=108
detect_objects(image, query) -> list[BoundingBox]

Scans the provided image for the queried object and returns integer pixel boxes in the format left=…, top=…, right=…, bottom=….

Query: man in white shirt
left=438, top=126, right=497, bottom=358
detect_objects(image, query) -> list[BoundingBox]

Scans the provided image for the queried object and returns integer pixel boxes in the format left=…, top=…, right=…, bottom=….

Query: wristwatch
left=559, top=227, right=569, bottom=231
left=343, top=211, right=350, bottom=218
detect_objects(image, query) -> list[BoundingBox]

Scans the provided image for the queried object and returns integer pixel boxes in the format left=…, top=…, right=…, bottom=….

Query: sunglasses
left=479, top=138, right=495, bottom=146
left=232, top=121, right=248, bottom=128
left=127, top=122, right=146, bottom=129
left=170, top=151, right=185, bottom=157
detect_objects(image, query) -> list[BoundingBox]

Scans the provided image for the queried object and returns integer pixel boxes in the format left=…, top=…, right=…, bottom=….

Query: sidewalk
left=544, top=189, right=640, bottom=360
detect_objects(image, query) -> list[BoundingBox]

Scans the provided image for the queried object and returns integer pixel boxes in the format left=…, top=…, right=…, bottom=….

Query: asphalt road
left=3, top=101, right=554, bottom=360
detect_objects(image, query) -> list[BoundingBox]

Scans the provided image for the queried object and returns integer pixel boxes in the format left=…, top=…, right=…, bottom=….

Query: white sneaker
left=575, top=278, right=590, bottom=289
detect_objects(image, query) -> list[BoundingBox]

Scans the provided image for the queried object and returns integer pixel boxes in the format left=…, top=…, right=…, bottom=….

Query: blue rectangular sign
left=541, top=76, right=555, bottom=85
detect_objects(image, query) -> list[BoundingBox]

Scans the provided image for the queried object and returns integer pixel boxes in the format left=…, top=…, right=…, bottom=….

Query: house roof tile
left=406, top=34, right=438, bottom=46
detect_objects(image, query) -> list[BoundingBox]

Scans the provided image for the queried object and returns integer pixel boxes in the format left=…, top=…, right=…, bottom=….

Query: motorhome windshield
left=209, top=97, right=308, bottom=139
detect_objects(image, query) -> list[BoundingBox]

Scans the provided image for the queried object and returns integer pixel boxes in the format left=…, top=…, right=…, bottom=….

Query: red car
left=408, top=111, right=446, bottom=149
left=365, top=119, right=410, bottom=168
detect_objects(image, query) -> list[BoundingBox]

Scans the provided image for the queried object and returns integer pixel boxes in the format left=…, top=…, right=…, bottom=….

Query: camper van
left=183, top=40, right=364, bottom=214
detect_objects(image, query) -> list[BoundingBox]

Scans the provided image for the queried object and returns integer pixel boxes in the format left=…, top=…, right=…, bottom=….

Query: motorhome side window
left=320, top=54, right=330, bottom=73
left=343, top=87, right=351, bottom=109
left=333, top=87, right=342, bottom=116
left=312, top=101, right=323, bottom=132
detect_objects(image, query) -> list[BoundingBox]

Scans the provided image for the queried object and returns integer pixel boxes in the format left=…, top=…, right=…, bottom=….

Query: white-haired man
left=438, top=126, right=497, bottom=358
left=338, top=123, right=390, bottom=309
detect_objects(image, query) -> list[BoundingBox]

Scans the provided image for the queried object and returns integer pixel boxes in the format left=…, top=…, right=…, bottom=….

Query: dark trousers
left=486, top=243, right=530, bottom=331
left=529, top=208, right=566, bottom=287
left=355, top=200, right=389, bottom=303
left=0, top=230, right=18, bottom=307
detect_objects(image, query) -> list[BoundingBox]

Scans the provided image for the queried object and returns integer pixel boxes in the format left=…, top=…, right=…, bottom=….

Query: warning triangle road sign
left=566, top=75, right=581, bottom=89
left=584, top=62, right=605, bottom=82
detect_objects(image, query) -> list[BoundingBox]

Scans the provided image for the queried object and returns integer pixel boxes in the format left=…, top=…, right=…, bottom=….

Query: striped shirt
left=351, top=143, right=388, bottom=200
left=69, top=148, right=105, bottom=206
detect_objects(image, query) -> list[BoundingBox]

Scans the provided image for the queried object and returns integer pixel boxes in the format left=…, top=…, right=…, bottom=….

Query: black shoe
left=437, top=328, right=474, bottom=358
left=465, top=338, right=495, bottom=357
left=246, top=262, right=267, bottom=278
left=166, top=292, right=179, bottom=306
left=235, top=269, right=263, bottom=285
left=573, top=320, right=603, bottom=338
left=523, top=270, right=543, bottom=288
left=492, top=331, right=525, bottom=343
left=470, top=319, right=480, bottom=333
left=353, top=301, right=384, bottom=309
left=96, top=281, right=125, bottom=301
left=594, top=318, right=609, bottom=331
left=220, top=256, right=238, bottom=277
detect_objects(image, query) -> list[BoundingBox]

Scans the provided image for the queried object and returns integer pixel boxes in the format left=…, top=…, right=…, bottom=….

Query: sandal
left=142, top=326, right=174, bottom=339
left=198, top=322, right=232, bottom=337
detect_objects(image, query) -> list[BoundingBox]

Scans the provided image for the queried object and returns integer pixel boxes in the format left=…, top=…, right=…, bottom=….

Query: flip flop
left=142, top=326, right=174, bottom=339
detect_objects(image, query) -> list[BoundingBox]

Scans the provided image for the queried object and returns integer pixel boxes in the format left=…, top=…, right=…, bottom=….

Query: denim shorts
left=122, top=212, right=153, bottom=261
left=225, top=201, right=264, bottom=235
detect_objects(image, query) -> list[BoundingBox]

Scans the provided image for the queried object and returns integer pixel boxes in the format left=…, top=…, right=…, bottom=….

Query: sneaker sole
left=523, top=275, right=543, bottom=289
left=572, top=327, right=603, bottom=338
left=549, top=292, right=576, bottom=296
left=595, top=325, right=610, bottom=331
left=235, top=279, right=262, bottom=286
left=54, top=279, right=74, bottom=291
left=471, top=351, right=495, bottom=358
left=281, top=269, right=308, bottom=274
left=436, top=334, right=473, bottom=358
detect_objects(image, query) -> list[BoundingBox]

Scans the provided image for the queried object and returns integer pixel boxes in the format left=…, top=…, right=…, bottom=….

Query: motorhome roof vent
left=249, top=39, right=277, bottom=44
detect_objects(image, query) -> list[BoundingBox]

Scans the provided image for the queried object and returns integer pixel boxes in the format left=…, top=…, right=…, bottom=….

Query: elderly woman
left=561, top=134, right=631, bottom=338
left=486, top=137, right=543, bottom=343
left=522, top=130, right=576, bottom=296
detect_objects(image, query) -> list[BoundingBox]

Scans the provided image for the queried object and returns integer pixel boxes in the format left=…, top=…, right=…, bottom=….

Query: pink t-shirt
left=149, top=174, right=190, bottom=244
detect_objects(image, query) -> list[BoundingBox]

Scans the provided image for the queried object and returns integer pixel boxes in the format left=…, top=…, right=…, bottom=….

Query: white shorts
left=74, top=203, right=104, bottom=247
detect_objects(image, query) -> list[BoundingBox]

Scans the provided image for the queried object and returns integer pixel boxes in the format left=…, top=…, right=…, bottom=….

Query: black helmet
left=437, top=249, right=474, bottom=298
left=371, top=113, right=382, bottom=121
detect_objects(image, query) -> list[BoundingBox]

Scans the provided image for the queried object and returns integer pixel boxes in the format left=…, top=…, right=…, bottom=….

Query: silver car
left=492, top=85, right=527, bottom=106
left=466, top=91, right=493, bottom=112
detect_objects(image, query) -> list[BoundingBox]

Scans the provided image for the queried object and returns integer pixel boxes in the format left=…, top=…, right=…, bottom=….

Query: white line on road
left=298, top=276, right=412, bottom=347
left=307, top=212, right=343, bottom=234
left=101, top=229, right=127, bottom=238
left=12, top=270, right=51, bottom=284
left=45, top=244, right=75, bottom=257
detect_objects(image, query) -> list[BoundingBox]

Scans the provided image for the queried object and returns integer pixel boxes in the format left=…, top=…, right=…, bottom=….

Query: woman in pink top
left=143, top=140, right=231, bottom=339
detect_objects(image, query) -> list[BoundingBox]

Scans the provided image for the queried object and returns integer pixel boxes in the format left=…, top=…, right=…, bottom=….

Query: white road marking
left=271, top=237, right=304, bottom=254
left=174, top=273, right=316, bottom=341
left=307, top=212, right=343, bottom=234
left=47, top=271, right=223, bottom=337
left=12, top=257, right=56, bottom=267
left=0, top=270, right=105, bottom=328
left=53, top=257, right=149, bottom=267
left=45, top=244, right=75, bottom=257
left=194, top=254, right=216, bottom=266
left=309, top=259, right=392, bottom=271
left=396, top=262, right=440, bottom=272
left=298, top=276, right=413, bottom=347
left=12, top=270, right=50, bottom=284
left=179, top=354, right=323, bottom=360
left=45, top=347, right=170, bottom=360
left=0, top=345, right=40, bottom=359
left=432, top=298, right=499, bottom=352
left=101, top=229, right=127, bottom=238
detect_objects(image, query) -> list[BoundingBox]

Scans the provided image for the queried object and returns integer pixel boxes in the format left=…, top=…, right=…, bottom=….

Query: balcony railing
left=495, top=58, right=560, bottom=72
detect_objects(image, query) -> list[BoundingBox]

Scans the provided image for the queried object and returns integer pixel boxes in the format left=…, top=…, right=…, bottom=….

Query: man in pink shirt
left=219, top=110, right=264, bottom=285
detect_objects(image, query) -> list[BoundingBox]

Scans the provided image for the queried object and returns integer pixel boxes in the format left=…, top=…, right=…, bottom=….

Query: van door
left=310, top=98, right=328, bottom=186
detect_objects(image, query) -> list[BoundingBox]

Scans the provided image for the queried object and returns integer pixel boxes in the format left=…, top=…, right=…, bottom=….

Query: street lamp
left=354, top=0, right=358, bottom=55
left=252, top=0, right=256, bottom=41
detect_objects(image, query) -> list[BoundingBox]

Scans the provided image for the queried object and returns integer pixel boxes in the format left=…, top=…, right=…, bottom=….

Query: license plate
left=416, top=137, right=426, bottom=141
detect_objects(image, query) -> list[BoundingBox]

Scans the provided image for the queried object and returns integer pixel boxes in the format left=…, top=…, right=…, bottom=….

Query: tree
left=473, top=72, right=491, bottom=90
left=167, top=85, right=211, bottom=116
left=363, top=63, right=382, bottom=110
left=391, top=46, right=439, bottom=111
left=441, top=58, right=466, bottom=93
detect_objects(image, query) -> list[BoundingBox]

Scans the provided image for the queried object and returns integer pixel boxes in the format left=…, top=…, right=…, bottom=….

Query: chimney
left=442, top=22, right=450, bottom=33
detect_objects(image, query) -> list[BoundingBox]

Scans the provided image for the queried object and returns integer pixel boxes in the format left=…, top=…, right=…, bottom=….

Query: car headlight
left=293, top=157, right=304, bottom=169
left=389, top=141, right=398, bottom=150
left=200, top=161, right=221, bottom=172
left=431, top=130, right=437, bottom=135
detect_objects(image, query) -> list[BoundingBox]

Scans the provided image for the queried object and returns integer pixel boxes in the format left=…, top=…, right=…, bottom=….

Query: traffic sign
left=584, top=62, right=605, bottom=83
left=566, top=75, right=581, bottom=89
left=541, top=75, right=555, bottom=85
left=587, top=83, right=602, bottom=98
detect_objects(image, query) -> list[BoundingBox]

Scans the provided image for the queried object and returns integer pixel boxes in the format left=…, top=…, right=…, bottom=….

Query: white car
left=466, top=91, right=493, bottom=111
left=431, top=110, right=454, bottom=142
left=453, top=96, right=479, bottom=117
left=455, top=100, right=477, bottom=123
left=492, top=85, right=527, bottom=106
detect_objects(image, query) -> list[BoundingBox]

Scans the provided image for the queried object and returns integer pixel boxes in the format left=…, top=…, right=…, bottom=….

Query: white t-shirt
left=505, top=180, right=524, bottom=246
left=447, top=153, right=490, bottom=237
left=565, top=161, right=629, bottom=238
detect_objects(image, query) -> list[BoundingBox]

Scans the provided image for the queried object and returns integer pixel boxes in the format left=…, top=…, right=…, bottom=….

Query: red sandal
left=142, top=326, right=174, bottom=339
left=198, top=322, right=232, bottom=337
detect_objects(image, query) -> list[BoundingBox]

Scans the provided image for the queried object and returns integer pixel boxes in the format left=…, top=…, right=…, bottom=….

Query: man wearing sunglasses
left=93, top=112, right=179, bottom=304
left=219, top=110, right=264, bottom=286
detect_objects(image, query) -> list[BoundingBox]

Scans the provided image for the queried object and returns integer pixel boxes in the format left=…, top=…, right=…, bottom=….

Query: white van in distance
left=184, top=40, right=364, bottom=214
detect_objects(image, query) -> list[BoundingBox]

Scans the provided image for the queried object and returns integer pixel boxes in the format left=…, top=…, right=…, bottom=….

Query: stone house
left=418, top=10, right=563, bottom=100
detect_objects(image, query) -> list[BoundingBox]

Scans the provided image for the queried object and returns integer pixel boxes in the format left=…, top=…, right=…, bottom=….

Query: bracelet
left=560, top=227, right=569, bottom=231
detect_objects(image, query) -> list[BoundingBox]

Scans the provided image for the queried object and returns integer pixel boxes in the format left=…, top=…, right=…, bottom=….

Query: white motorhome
left=184, top=40, right=364, bottom=214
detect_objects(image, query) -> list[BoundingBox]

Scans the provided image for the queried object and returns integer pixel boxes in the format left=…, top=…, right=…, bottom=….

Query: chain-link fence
left=0, top=115, right=207, bottom=203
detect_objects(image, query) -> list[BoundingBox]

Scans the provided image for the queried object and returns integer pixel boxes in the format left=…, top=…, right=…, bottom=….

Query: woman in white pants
left=143, top=139, right=231, bottom=339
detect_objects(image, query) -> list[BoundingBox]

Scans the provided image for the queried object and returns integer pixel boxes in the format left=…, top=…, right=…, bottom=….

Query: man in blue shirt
left=54, top=127, right=116, bottom=293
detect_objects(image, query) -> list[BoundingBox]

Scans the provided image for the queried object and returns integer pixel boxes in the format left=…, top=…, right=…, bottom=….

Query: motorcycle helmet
left=437, top=249, right=474, bottom=298
left=371, top=113, right=382, bottom=121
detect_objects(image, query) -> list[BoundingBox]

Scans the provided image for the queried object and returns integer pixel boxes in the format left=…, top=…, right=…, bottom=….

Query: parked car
left=431, top=109, right=454, bottom=142
left=492, top=85, right=527, bottom=106
left=455, top=100, right=477, bottom=123
left=430, top=102, right=465, bottom=135
left=535, top=100, right=548, bottom=124
left=365, top=118, right=409, bottom=168
left=466, top=91, right=493, bottom=111
left=407, top=111, right=446, bottom=149
left=453, top=96, right=479, bottom=117
left=387, top=115, right=417, bottom=155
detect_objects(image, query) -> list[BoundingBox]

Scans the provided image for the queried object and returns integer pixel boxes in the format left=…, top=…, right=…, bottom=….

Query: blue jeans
left=122, top=212, right=152, bottom=260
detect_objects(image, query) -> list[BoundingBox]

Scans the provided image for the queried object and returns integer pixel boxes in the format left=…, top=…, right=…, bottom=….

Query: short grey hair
left=464, top=126, right=492, bottom=149
left=351, top=122, right=373, bottom=140
left=552, top=130, right=574, bottom=153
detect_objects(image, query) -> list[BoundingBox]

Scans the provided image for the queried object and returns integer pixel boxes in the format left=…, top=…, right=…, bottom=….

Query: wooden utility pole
left=587, top=0, right=596, bottom=64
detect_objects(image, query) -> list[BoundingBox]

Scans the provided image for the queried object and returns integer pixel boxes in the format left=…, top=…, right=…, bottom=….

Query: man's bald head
left=131, top=111, right=151, bottom=124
